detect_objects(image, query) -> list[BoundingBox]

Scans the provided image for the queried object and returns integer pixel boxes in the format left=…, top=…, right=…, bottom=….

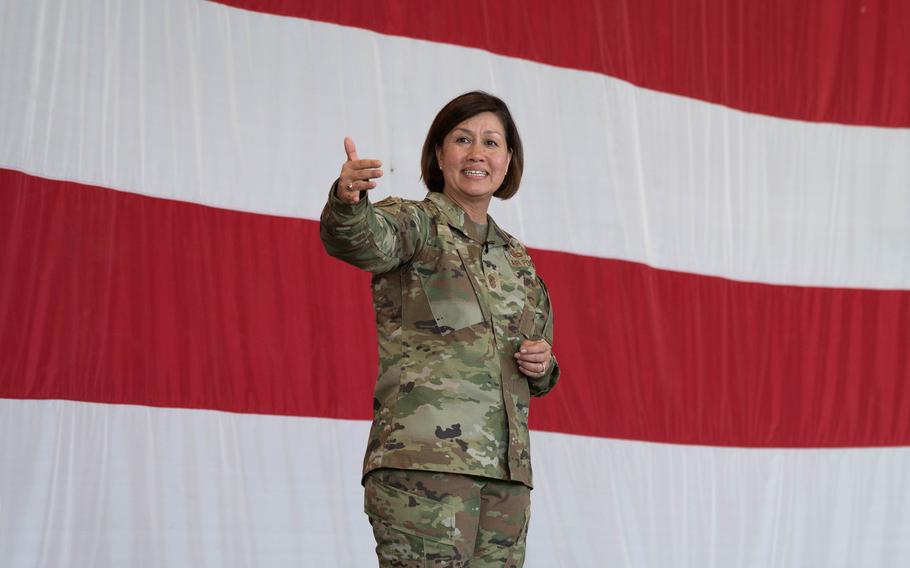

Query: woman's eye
left=485, top=140, right=499, bottom=147
left=456, top=136, right=470, bottom=144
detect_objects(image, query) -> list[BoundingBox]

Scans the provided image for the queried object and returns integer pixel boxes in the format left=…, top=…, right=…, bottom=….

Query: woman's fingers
left=515, top=339, right=551, bottom=377
left=342, top=162, right=383, bottom=182
left=347, top=179, right=378, bottom=192
left=348, top=159, right=382, bottom=171
left=518, top=339, right=549, bottom=353
left=338, top=164, right=382, bottom=198
left=514, top=340, right=550, bottom=360
left=340, top=139, right=383, bottom=184
left=517, top=360, right=548, bottom=377
left=343, top=138, right=382, bottom=174
left=350, top=166, right=383, bottom=179
left=336, top=137, right=385, bottom=203
left=517, top=352, right=549, bottom=363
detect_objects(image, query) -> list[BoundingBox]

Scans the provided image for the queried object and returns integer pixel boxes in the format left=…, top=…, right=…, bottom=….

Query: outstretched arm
left=320, top=138, right=429, bottom=274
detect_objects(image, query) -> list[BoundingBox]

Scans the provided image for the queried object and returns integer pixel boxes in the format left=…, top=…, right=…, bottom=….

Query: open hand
left=336, top=137, right=383, bottom=204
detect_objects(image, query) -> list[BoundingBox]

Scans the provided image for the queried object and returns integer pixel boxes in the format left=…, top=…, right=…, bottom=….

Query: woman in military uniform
left=320, top=91, right=559, bottom=567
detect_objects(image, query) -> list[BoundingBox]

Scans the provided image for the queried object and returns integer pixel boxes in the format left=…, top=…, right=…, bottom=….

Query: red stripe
left=2, top=169, right=909, bottom=446
left=211, top=0, right=910, bottom=128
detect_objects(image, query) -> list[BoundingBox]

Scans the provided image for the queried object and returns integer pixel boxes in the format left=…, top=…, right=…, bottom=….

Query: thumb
left=344, top=137, right=359, bottom=162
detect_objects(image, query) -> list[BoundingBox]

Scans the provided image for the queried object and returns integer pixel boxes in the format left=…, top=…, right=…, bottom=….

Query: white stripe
left=2, top=399, right=909, bottom=567
left=530, top=433, right=910, bottom=567
left=1, top=0, right=907, bottom=289
left=0, top=399, right=375, bottom=568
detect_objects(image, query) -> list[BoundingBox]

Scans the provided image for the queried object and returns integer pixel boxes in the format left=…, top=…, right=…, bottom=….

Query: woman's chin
left=448, top=185, right=497, bottom=201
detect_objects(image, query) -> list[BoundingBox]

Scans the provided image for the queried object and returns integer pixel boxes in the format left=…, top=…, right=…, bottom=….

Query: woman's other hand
left=336, top=137, right=383, bottom=204
left=515, top=339, right=552, bottom=378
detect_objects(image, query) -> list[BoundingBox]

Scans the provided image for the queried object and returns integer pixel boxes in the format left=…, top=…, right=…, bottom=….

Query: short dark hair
left=420, top=91, right=523, bottom=200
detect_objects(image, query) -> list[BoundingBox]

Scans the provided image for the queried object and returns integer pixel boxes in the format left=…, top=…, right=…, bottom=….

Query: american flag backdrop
left=1, top=1, right=909, bottom=566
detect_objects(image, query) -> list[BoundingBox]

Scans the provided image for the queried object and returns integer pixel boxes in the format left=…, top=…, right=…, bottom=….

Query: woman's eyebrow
left=452, top=127, right=504, bottom=137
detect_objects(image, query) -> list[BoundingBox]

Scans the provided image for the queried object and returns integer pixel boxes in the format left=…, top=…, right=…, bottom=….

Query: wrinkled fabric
left=321, top=188, right=558, bottom=487
left=364, top=468, right=530, bottom=568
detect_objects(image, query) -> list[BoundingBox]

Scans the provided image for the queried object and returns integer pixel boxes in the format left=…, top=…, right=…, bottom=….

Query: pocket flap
left=364, top=475, right=456, bottom=545
left=418, top=245, right=485, bottom=333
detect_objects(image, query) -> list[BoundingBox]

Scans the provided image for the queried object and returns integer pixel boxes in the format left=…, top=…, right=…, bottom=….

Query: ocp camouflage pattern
left=364, top=468, right=530, bottom=567
left=320, top=187, right=559, bottom=487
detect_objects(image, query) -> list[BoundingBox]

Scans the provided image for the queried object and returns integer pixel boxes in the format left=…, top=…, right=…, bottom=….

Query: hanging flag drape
left=1, top=0, right=909, bottom=566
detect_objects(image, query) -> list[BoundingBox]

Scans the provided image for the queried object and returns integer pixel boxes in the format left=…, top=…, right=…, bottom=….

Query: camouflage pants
left=364, top=468, right=531, bottom=567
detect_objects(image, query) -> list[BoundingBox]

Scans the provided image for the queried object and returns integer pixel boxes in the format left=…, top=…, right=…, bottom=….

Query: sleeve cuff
left=529, top=355, right=560, bottom=397
left=325, top=178, right=369, bottom=219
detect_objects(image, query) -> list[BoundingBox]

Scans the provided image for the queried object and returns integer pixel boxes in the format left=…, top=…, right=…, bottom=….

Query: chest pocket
left=416, top=222, right=485, bottom=334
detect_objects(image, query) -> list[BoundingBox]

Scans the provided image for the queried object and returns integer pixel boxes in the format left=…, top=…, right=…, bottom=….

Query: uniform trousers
left=364, top=468, right=531, bottom=567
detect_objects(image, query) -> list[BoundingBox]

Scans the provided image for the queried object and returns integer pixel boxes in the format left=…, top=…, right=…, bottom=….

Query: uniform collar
left=425, top=192, right=511, bottom=247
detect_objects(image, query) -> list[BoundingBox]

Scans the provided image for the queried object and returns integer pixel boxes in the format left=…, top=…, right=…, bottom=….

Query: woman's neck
left=442, top=189, right=490, bottom=225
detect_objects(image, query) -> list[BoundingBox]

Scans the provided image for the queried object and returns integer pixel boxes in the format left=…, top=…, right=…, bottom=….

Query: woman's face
left=435, top=112, right=512, bottom=204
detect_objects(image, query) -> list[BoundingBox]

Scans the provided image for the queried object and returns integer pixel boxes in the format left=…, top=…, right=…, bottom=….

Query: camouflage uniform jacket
left=320, top=188, right=559, bottom=488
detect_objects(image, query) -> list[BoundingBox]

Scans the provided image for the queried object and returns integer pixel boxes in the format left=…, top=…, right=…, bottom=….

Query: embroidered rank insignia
left=508, top=245, right=532, bottom=267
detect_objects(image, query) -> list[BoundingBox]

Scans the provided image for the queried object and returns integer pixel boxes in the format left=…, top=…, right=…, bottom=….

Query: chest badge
left=508, top=246, right=532, bottom=267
